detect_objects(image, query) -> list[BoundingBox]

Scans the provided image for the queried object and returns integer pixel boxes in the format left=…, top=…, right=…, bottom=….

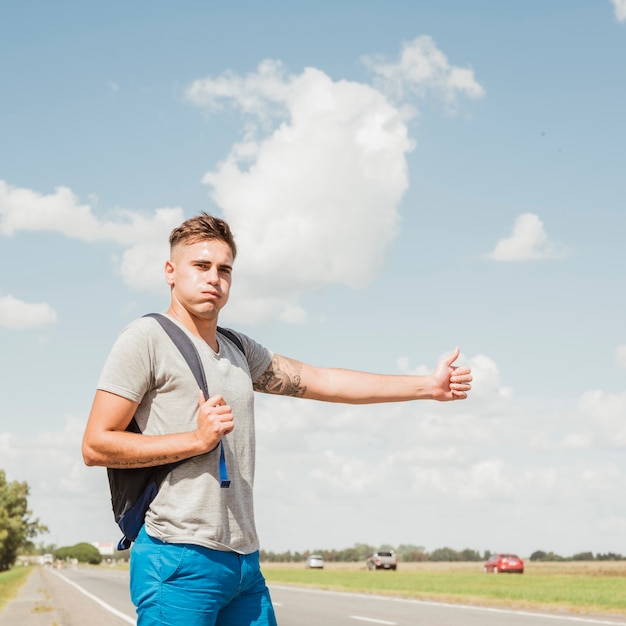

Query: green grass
left=263, top=563, right=626, bottom=616
left=0, top=566, right=33, bottom=612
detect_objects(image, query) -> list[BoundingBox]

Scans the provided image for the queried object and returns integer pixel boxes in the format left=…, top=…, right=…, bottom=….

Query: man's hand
left=195, top=392, right=235, bottom=450
left=430, top=347, right=472, bottom=401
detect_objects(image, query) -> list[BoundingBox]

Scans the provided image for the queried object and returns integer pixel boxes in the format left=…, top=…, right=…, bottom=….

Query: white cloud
left=615, top=345, right=626, bottom=368
left=560, top=432, right=594, bottom=450
left=0, top=180, right=182, bottom=291
left=612, top=0, right=626, bottom=22
left=578, top=390, right=626, bottom=447
left=187, top=62, right=414, bottom=324
left=0, top=417, right=120, bottom=548
left=0, top=182, right=100, bottom=239
left=488, top=213, right=567, bottom=262
left=278, top=303, right=307, bottom=325
left=186, top=59, right=291, bottom=119
left=463, top=353, right=514, bottom=405
left=538, top=389, right=626, bottom=451
left=0, top=294, right=57, bottom=329
left=363, top=35, right=485, bottom=112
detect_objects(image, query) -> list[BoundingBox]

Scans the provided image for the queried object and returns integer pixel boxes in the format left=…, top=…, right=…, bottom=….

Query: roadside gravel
left=0, top=566, right=132, bottom=626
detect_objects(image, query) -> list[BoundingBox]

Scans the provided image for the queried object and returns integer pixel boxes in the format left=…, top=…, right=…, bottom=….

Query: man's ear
left=164, top=259, right=175, bottom=286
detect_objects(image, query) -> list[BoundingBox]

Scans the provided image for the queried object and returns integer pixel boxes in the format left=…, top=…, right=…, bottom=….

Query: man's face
left=165, top=239, right=234, bottom=320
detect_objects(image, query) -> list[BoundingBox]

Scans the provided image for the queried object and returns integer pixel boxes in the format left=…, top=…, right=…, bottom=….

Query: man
left=82, top=212, right=472, bottom=626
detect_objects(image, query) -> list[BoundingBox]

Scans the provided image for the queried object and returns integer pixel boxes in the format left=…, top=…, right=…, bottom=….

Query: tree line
left=259, top=544, right=626, bottom=563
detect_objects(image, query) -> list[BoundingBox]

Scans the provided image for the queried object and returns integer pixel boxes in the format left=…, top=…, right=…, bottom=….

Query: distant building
left=92, top=541, right=114, bottom=556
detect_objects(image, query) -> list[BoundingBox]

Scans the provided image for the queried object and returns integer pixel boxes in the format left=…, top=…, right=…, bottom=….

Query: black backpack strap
left=144, top=314, right=245, bottom=489
left=217, top=326, right=245, bottom=355
left=145, top=313, right=209, bottom=399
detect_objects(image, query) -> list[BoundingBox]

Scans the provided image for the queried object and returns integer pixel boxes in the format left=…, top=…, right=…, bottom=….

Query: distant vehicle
left=305, top=555, right=324, bottom=569
left=366, top=550, right=397, bottom=570
left=42, top=553, right=54, bottom=566
left=483, top=553, right=524, bottom=574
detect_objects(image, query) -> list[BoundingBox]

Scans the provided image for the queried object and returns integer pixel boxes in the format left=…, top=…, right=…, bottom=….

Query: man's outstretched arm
left=253, top=347, right=472, bottom=403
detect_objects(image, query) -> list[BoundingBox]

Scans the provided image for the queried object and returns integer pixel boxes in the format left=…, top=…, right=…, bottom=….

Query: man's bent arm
left=253, top=348, right=472, bottom=403
left=82, top=390, right=227, bottom=468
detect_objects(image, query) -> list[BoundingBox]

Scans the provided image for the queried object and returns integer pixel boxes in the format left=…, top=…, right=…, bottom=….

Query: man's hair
left=169, top=212, right=237, bottom=259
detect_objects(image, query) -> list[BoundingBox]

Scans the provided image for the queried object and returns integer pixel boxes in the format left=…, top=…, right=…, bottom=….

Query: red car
left=483, top=553, right=524, bottom=574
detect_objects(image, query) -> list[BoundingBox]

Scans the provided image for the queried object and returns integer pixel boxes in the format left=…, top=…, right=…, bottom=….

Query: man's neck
left=166, top=305, right=219, bottom=351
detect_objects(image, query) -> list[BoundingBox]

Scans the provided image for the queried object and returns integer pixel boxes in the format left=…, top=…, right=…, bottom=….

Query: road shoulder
left=0, top=566, right=66, bottom=626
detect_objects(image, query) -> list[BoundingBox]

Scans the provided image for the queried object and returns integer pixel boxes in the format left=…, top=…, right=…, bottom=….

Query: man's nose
left=205, top=267, right=219, bottom=283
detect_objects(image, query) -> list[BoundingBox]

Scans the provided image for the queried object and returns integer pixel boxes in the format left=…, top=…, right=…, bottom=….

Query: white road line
left=350, top=616, right=397, bottom=625
left=270, top=585, right=626, bottom=625
left=51, top=570, right=136, bottom=625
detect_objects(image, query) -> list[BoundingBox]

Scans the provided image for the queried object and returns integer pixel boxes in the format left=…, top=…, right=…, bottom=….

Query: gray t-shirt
left=97, top=314, right=273, bottom=554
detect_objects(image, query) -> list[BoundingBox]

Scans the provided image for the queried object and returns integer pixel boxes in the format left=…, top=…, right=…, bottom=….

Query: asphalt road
left=270, top=586, right=626, bottom=626
left=3, top=566, right=626, bottom=626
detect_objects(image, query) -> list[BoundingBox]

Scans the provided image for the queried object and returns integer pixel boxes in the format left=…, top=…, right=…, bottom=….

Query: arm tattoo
left=253, top=355, right=307, bottom=397
left=106, top=455, right=176, bottom=468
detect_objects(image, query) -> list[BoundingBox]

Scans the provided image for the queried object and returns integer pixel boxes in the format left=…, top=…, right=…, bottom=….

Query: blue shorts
left=130, top=527, right=277, bottom=626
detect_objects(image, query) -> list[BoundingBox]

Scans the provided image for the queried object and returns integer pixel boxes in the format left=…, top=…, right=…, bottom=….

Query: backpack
left=106, top=313, right=244, bottom=551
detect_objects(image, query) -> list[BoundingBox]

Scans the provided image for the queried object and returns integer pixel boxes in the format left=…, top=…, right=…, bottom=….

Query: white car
left=366, top=551, right=397, bottom=570
left=305, top=554, right=324, bottom=569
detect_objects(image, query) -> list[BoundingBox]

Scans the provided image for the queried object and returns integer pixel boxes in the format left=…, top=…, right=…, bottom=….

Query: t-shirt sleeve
left=97, top=320, right=155, bottom=403
left=221, top=329, right=273, bottom=383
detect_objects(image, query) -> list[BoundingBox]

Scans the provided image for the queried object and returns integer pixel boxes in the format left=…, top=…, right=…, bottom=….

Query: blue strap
left=219, top=443, right=230, bottom=488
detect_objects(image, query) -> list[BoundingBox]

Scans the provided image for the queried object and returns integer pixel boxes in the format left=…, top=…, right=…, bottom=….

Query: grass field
left=0, top=566, right=32, bottom=612
left=262, top=561, right=626, bottom=617
left=3, top=561, right=624, bottom=618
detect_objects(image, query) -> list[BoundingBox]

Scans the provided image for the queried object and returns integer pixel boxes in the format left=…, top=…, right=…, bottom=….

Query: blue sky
left=1, top=1, right=625, bottom=557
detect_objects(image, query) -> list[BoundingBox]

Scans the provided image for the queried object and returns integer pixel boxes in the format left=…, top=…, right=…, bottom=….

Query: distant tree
left=396, top=544, right=428, bottom=562
left=572, top=551, right=594, bottom=561
left=338, top=544, right=369, bottom=562
left=113, top=546, right=130, bottom=561
left=459, top=548, right=482, bottom=562
left=530, top=550, right=564, bottom=562
left=36, top=542, right=58, bottom=556
left=55, top=543, right=102, bottom=565
left=0, top=469, right=48, bottom=571
left=596, top=552, right=624, bottom=561
left=351, top=544, right=376, bottom=561
left=321, top=549, right=334, bottom=562
left=430, top=547, right=460, bottom=562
